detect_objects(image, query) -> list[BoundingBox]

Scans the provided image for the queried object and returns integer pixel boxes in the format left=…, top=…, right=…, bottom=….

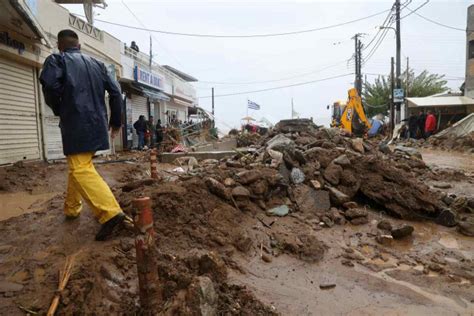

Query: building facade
left=466, top=4, right=474, bottom=98
left=119, top=44, right=197, bottom=149
left=0, top=0, right=52, bottom=165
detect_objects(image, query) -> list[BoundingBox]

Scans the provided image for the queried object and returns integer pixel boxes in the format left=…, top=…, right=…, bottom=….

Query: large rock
left=266, top=134, right=294, bottom=151
left=205, top=178, right=230, bottom=200
left=323, top=163, right=343, bottom=186
left=435, top=209, right=457, bottom=227
left=304, top=147, right=336, bottom=168
left=235, top=170, right=261, bottom=185
left=391, top=225, right=414, bottom=239
left=232, top=186, right=250, bottom=199
left=186, top=276, right=218, bottom=316
left=394, top=146, right=422, bottom=160
left=333, top=154, right=351, bottom=166
left=250, top=180, right=268, bottom=196
left=291, top=168, right=305, bottom=184
left=344, top=208, right=368, bottom=219
left=328, top=187, right=350, bottom=205
left=457, top=219, right=474, bottom=236
left=351, top=138, right=365, bottom=153
left=293, top=184, right=331, bottom=213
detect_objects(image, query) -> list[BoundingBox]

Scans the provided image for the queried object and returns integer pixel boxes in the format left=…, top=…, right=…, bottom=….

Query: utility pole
left=390, top=57, right=395, bottom=135
left=395, top=0, right=402, bottom=123
left=406, top=57, right=409, bottom=96
left=149, top=35, right=152, bottom=68
left=211, top=87, right=215, bottom=115
left=353, top=33, right=363, bottom=95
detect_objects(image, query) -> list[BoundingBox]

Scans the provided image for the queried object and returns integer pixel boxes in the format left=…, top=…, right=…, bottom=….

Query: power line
left=400, top=0, right=429, bottom=20
left=198, top=73, right=353, bottom=98
left=81, top=8, right=392, bottom=38
left=405, top=6, right=465, bottom=31
left=363, top=21, right=393, bottom=65
left=196, top=60, right=351, bottom=85
left=363, top=4, right=395, bottom=52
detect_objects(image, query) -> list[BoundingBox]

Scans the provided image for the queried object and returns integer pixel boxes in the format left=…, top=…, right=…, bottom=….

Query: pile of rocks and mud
left=1, top=119, right=472, bottom=315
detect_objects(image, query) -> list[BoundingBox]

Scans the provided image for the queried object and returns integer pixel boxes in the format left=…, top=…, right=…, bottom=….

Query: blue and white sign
left=133, top=66, right=164, bottom=90
left=393, top=88, right=404, bottom=103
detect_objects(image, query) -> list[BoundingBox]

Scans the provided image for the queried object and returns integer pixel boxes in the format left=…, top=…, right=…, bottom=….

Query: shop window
left=470, top=40, right=474, bottom=59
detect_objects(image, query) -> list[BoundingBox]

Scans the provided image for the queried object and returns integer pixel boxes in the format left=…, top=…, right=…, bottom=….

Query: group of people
left=406, top=110, right=437, bottom=139
left=133, top=115, right=164, bottom=150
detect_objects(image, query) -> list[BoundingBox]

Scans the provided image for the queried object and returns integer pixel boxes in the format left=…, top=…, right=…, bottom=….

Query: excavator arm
left=340, top=88, right=371, bottom=134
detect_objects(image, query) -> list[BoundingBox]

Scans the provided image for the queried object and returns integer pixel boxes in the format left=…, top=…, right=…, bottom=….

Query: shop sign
left=133, top=65, right=163, bottom=89
left=0, top=31, right=26, bottom=54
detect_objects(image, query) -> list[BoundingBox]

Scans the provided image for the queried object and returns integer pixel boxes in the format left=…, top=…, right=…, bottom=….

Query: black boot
left=95, top=213, right=126, bottom=241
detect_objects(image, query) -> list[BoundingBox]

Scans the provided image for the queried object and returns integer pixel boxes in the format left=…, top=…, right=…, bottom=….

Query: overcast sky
left=63, top=0, right=470, bottom=130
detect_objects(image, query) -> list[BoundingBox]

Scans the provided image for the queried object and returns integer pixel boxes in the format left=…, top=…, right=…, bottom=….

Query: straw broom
left=46, top=254, right=76, bottom=316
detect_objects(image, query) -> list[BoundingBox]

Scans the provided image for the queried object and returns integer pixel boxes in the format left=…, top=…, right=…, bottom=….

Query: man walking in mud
left=40, top=29, right=125, bottom=241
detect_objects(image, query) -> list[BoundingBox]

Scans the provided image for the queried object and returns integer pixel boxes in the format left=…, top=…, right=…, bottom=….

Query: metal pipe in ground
left=150, top=149, right=158, bottom=179
left=133, top=197, right=161, bottom=312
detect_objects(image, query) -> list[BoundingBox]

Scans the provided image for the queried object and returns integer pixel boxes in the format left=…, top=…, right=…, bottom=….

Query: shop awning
left=140, top=87, right=170, bottom=102
left=128, top=82, right=170, bottom=102
left=172, top=97, right=193, bottom=107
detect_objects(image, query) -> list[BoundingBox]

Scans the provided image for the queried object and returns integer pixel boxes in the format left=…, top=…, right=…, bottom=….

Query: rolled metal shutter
left=0, top=57, right=41, bottom=165
left=130, top=95, right=148, bottom=148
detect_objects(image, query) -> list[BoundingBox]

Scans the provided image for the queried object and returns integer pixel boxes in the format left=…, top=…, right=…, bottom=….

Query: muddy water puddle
left=0, top=191, right=58, bottom=221
left=421, top=149, right=474, bottom=173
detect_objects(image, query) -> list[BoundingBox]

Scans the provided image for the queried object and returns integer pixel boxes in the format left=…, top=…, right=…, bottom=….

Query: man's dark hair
left=58, top=29, right=79, bottom=40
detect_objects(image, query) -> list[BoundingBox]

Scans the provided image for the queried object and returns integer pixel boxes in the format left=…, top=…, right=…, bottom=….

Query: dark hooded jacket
left=39, top=47, right=122, bottom=155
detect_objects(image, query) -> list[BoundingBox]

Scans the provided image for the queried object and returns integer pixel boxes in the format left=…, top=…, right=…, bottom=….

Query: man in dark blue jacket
left=40, top=29, right=125, bottom=241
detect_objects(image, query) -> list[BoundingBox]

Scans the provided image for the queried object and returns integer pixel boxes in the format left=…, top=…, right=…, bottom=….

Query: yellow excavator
left=330, top=88, right=371, bottom=135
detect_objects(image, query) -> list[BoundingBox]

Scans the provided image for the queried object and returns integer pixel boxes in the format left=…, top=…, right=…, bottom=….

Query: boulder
left=186, top=276, right=218, bottom=316
left=231, top=186, right=250, bottom=199
left=435, top=209, right=457, bottom=227
left=266, top=134, right=294, bottom=151
left=235, top=170, right=261, bottom=185
left=267, top=205, right=290, bottom=217
left=328, top=187, right=350, bottom=205
left=351, top=138, right=365, bottom=154
left=344, top=208, right=368, bottom=219
left=391, top=225, right=414, bottom=239
left=205, top=178, right=230, bottom=200
left=333, top=154, right=351, bottom=166
left=250, top=180, right=268, bottom=196
left=394, top=146, right=422, bottom=160
left=457, top=219, right=474, bottom=236
left=323, top=163, right=343, bottom=186
left=291, top=168, right=305, bottom=184
left=293, top=184, right=331, bottom=213
left=377, top=220, right=393, bottom=231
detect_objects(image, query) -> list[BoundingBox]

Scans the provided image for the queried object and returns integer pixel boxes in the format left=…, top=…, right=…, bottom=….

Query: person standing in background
left=417, top=110, right=426, bottom=139
left=133, top=115, right=147, bottom=150
left=424, top=110, right=437, bottom=138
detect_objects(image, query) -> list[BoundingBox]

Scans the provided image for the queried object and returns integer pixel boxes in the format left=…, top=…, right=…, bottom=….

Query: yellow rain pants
left=64, top=152, right=121, bottom=224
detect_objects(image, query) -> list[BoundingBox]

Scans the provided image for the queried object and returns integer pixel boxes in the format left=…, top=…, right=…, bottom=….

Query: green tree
left=362, top=69, right=448, bottom=117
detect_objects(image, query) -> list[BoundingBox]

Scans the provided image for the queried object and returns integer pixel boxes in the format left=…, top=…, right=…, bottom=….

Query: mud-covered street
left=0, top=121, right=473, bottom=315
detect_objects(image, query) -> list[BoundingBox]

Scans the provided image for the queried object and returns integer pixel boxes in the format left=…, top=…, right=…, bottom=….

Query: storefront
left=119, top=56, right=170, bottom=149
left=0, top=1, right=51, bottom=165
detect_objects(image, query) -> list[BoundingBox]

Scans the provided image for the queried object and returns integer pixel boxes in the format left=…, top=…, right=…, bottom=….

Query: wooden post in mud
left=133, top=197, right=161, bottom=312
left=150, top=149, right=158, bottom=179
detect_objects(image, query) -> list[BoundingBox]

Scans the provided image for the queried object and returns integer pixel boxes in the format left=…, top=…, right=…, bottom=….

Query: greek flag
left=247, top=100, right=261, bottom=110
